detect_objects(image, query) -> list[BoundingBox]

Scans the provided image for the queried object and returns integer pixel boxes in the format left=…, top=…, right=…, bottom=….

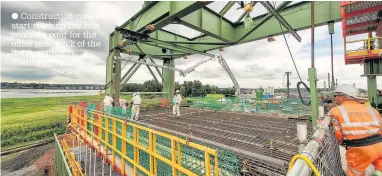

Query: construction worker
left=131, top=92, right=142, bottom=120
left=103, top=94, right=114, bottom=113
left=119, top=97, right=129, bottom=117
left=119, top=98, right=127, bottom=108
left=130, top=93, right=136, bottom=119
left=173, top=90, right=182, bottom=117
left=329, top=84, right=382, bottom=176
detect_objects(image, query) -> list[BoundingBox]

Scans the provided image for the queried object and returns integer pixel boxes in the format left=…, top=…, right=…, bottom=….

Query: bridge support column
left=367, top=75, right=377, bottom=105
left=105, top=50, right=121, bottom=98
left=162, top=59, right=175, bottom=99
left=105, top=31, right=121, bottom=98
left=308, top=68, right=318, bottom=127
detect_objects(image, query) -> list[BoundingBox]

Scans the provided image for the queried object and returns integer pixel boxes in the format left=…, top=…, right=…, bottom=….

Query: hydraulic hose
left=297, top=81, right=311, bottom=106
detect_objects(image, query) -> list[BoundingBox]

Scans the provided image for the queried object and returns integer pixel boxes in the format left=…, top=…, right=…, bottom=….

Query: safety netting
left=311, top=122, right=344, bottom=176
left=189, top=96, right=311, bottom=117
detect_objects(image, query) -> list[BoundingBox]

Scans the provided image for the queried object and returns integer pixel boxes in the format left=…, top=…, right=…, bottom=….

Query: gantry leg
left=367, top=75, right=377, bottom=105
left=162, top=59, right=175, bottom=99
left=105, top=31, right=121, bottom=98
left=308, top=68, right=318, bottom=127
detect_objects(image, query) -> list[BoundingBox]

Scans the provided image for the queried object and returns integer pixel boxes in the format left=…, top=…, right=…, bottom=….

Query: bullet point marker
left=12, top=13, right=18, bottom=19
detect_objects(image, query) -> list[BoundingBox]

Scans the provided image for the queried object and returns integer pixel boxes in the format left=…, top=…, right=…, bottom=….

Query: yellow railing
left=345, top=36, right=382, bottom=57
left=70, top=105, right=219, bottom=176
left=61, top=138, right=84, bottom=176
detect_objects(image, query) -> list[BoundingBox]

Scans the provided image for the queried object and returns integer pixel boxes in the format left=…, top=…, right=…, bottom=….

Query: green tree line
left=121, top=80, right=236, bottom=97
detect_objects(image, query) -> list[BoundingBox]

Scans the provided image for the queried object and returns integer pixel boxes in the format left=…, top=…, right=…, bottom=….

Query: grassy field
left=186, top=94, right=224, bottom=102
left=0, top=94, right=207, bottom=149
left=0, top=94, right=155, bottom=149
left=1, top=96, right=101, bottom=149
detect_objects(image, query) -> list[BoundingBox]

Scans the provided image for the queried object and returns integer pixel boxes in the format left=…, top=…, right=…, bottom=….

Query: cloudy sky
left=1, top=1, right=380, bottom=89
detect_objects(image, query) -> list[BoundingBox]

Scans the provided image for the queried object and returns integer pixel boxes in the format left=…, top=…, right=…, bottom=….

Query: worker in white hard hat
left=119, top=98, right=128, bottom=115
left=329, top=84, right=382, bottom=176
left=173, top=90, right=182, bottom=118
left=103, top=94, right=114, bottom=114
left=131, top=92, right=142, bottom=120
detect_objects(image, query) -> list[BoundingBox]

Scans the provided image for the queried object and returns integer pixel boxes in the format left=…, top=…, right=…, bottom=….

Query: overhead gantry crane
left=105, top=1, right=341, bottom=123
left=57, top=1, right=362, bottom=176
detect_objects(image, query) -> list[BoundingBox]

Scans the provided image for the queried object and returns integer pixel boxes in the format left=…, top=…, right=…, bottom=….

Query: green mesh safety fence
left=157, top=160, right=172, bottom=176
left=138, top=150, right=150, bottom=176
left=138, top=129, right=149, bottom=148
left=193, top=141, right=240, bottom=176
left=156, top=135, right=171, bottom=160
left=110, top=106, right=132, bottom=119
left=188, top=96, right=311, bottom=117
left=126, top=142, right=134, bottom=162
left=189, top=98, right=235, bottom=111
left=85, top=104, right=241, bottom=175
left=86, top=104, right=97, bottom=119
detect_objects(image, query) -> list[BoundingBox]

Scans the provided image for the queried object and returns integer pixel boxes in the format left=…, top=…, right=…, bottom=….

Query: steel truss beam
left=260, top=1, right=302, bottom=42
left=118, top=53, right=240, bottom=94
left=111, top=1, right=340, bottom=58
left=178, top=7, right=235, bottom=43
left=219, top=1, right=236, bottom=16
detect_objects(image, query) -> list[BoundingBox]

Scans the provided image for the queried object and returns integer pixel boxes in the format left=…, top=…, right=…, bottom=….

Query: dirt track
left=1, top=143, right=56, bottom=176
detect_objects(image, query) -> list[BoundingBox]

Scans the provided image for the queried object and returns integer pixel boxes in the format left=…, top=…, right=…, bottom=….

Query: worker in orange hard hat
left=330, top=84, right=382, bottom=176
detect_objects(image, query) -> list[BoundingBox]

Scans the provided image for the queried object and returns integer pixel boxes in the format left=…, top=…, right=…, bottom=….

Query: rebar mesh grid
left=139, top=108, right=313, bottom=175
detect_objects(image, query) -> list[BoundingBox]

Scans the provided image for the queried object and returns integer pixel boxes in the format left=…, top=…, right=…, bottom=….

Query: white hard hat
left=136, top=92, right=140, bottom=95
left=176, top=90, right=180, bottom=93
left=133, top=93, right=136, bottom=96
left=333, top=84, right=361, bottom=98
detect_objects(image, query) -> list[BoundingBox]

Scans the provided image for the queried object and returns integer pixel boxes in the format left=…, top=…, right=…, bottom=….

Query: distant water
left=1, top=89, right=100, bottom=98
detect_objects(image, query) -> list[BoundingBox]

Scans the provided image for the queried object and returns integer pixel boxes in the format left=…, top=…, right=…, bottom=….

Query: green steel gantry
left=106, top=1, right=343, bottom=126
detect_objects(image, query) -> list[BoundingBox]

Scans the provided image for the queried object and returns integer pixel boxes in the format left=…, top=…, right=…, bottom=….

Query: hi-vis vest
left=330, top=101, right=382, bottom=142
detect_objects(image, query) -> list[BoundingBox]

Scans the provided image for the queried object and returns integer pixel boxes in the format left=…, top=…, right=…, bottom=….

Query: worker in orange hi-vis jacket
left=330, top=84, right=382, bottom=176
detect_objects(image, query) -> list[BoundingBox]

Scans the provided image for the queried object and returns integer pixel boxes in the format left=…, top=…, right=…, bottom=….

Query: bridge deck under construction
left=139, top=108, right=313, bottom=175
left=60, top=105, right=313, bottom=176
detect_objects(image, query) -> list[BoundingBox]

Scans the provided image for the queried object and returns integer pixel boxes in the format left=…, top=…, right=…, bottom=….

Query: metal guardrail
left=54, top=133, right=72, bottom=176
left=345, top=36, right=382, bottom=56
left=70, top=105, right=219, bottom=176
left=61, top=137, right=84, bottom=176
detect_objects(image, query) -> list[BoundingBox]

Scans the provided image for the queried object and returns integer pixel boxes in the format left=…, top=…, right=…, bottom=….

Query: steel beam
left=260, top=1, right=302, bottom=42
left=134, top=1, right=213, bottom=34
left=147, top=38, right=215, bottom=57
left=219, top=1, right=236, bottom=16
left=367, top=75, right=377, bottom=105
left=148, top=56, right=168, bottom=87
left=118, top=56, right=184, bottom=73
left=106, top=31, right=122, bottom=97
left=162, top=58, right=175, bottom=99
left=146, top=64, right=160, bottom=84
left=115, top=2, right=340, bottom=57
left=192, top=1, right=341, bottom=51
left=237, top=1, right=291, bottom=43
left=141, top=42, right=192, bottom=55
left=179, top=7, right=235, bottom=42
left=122, top=55, right=146, bottom=84
left=121, top=57, right=143, bottom=83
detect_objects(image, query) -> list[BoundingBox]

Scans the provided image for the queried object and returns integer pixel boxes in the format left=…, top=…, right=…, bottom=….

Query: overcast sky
left=1, top=1, right=380, bottom=89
